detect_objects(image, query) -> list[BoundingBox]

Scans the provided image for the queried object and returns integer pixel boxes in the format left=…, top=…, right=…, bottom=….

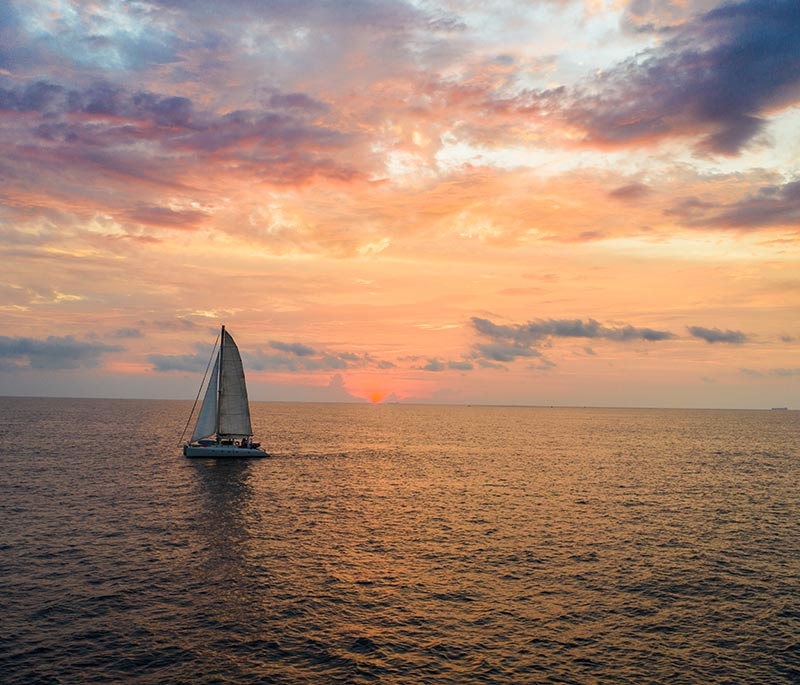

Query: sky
left=0, top=0, right=798, bottom=408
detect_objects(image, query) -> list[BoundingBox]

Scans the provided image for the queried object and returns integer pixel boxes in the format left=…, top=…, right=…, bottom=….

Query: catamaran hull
left=183, top=444, right=269, bottom=458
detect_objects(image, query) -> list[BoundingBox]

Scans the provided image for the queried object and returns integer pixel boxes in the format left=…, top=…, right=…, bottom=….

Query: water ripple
left=1, top=400, right=798, bottom=683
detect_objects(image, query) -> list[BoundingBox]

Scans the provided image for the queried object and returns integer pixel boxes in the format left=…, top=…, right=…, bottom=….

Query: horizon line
left=0, top=394, right=792, bottom=412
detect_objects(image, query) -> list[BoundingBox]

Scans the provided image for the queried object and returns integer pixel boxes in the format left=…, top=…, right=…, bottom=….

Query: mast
left=215, top=324, right=225, bottom=442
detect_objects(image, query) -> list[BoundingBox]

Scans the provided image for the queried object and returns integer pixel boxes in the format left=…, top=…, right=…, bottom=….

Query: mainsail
left=218, top=329, right=253, bottom=437
left=190, top=328, right=253, bottom=442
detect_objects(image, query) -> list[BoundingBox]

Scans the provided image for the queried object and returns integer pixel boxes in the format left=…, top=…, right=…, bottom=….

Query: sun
left=368, top=391, right=387, bottom=404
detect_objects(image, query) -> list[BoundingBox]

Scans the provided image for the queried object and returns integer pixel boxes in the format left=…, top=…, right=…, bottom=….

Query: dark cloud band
left=688, top=326, right=748, bottom=344
left=472, top=316, right=674, bottom=344
left=0, top=335, right=122, bottom=369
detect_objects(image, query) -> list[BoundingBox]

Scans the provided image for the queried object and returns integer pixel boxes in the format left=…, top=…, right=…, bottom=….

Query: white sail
left=191, top=355, right=219, bottom=442
left=218, top=329, right=253, bottom=437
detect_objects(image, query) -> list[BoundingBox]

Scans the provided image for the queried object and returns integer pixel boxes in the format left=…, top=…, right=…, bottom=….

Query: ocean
left=1, top=398, right=798, bottom=684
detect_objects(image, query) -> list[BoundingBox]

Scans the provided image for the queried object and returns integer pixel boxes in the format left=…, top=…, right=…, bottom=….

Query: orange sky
left=0, top=0, right=798, bottom=407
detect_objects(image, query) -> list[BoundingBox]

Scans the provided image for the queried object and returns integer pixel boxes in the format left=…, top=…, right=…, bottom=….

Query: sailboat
left=183, top=326, right=268, bottom=458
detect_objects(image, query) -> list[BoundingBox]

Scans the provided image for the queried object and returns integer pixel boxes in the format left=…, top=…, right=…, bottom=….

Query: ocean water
left=1, top=398, right=798, bottom=684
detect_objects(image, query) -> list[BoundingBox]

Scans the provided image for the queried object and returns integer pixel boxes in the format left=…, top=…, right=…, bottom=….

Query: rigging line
left=178, top=334, right=220, bottom=446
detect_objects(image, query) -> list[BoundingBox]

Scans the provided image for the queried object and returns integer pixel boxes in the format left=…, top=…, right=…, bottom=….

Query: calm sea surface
left=1, top=398, right=798, bottom=684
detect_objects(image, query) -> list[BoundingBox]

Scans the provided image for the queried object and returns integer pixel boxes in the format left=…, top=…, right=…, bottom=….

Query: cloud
left=469, top=315, right=674, bottom=367
left=151, top=349, right=348, bottom=374
left=0, top=335, right=122, bottom=369
left=770, top=367, right=800, bottom=377
left=0, top=77, right=364, bottom=227
left=323, top=373, right=362, bottom=402
left=246, top=351, right=348, bottom=372
left=622, top=0, right=713, bottom=33
left=248, top=343, right=392, bottom=372
left=566, top=0, right=800, bottom=154
left=528, top=359, right=557, bottom=371
left=112, top=328, right=143, bottom=339
left=741, top=367, right=800, bottom=378
left=668, top=179, right=800, bottom=230
left=604, top=325, right=676, bottom=342
left=471, top=316, right=674, bottom=345
left=416, top=358, right=445, bottom=372
left=150, top=336, right=393, bottom=374
left=414, top=357, right=474, bottom=372
left=148, top=353, right=209, bottom=373
left=688, top=325, right=748, bottom=344
left=139, top=0, right=437, bottom=31
left=123, top=205, right=210, bottom=230
left=476, top=359, right=507, bottom=370
left=268, top=340, right=317, bottom=357
left=267, top=91, right=330, bottom=113
left=472, top=342, right=542, bottom=363
left=0, top=1, right=182, bottom=73
left=0, top=80, right=195, bottom=125
left=608, top=183, right=651, bottom=201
